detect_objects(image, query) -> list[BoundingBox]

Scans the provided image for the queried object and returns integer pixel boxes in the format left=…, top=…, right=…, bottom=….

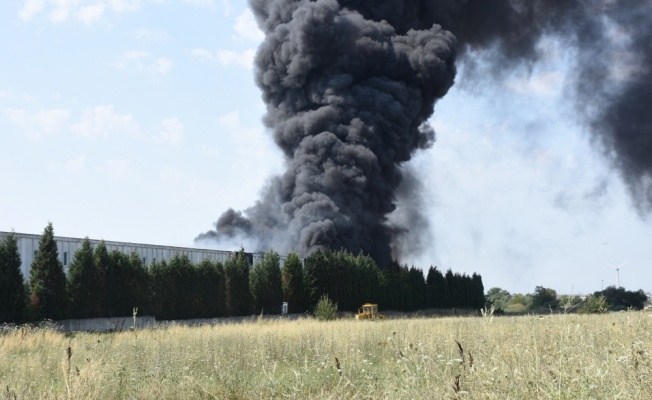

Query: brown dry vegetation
left=1, top=312, right=651, bottom=399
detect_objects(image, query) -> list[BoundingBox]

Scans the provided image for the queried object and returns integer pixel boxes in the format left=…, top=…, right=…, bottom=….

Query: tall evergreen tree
left=281, top=252, right=307, bottom=313
left=352, top=254, right=381, bottom=307
left=149, top=258, right=174, bottom=319
left=224, top=248, right=251, bottom=316
left=126, top=251, right=151, bottom=316
left=379, top=261, right=402, bottom=310
left=196, top=259, right=225, bottom=318
left=0, top=232, right=27, bottom=323
left=250, top=250, right=283, bottom=315
left=304, top=250, right=331, bottom=308
left=105, top=250, right=150, bottom=317
left=444, top=269, right=457, bottom=308
left=167, top=253, right=196, bottom=319
left=407, top=266, right=427, bottom=311
left=426, top=267, right=448, bottom=308
left=29, top=223, right=67, bottom=320
left=93, top=241, right=110, bottom=317
left=67, top=238, right=101, bottom=318
left=471, top=273, right=485, bottom=309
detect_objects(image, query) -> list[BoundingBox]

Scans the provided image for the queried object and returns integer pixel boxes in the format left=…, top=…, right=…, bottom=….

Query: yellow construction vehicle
left=355, top=303, right=384, bottom=320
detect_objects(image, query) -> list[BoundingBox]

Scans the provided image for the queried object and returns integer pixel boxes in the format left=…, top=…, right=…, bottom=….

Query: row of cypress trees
left=0, top=224, right=485, bottom=323
left=302, top=250, right=486, bottom=312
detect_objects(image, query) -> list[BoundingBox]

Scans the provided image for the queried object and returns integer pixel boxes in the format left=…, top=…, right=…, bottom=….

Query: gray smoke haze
left=197, top=0, right=652, bottom=266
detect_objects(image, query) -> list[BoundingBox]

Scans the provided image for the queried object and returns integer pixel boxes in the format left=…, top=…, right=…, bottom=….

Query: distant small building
left=0, top=231, right=263, bottom=278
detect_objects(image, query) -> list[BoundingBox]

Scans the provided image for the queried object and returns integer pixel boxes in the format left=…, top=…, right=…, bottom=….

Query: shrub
left=314, top=294, right=338, bottom=321
left=578, top=295, right=609, bottom=314
left=593, top=286, right=648, bottom=310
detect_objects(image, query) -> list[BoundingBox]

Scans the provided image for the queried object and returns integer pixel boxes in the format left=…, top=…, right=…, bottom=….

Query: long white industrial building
left=0, top=231, right=262, bottom=278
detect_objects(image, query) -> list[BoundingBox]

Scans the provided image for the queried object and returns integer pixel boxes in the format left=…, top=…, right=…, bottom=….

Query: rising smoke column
left=198, top=0, right=457, bottom=266
left=198, top=0, right=652, bottom=264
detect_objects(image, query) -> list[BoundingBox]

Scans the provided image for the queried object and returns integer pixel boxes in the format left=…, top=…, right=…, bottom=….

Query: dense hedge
left=0, top=226, right=485, bottom=322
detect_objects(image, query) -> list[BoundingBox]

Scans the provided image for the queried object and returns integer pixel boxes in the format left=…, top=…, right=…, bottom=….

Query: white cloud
left=19, top=0, right=138, bottom=24
left=159, top=166, right=185, bottom=184
left=217, top=49, right=256, bottom=69
left=49, top=0, right=82, bottom=24
left=217, top=111, right=282, bottom=180
left=158, top=118, right=184, bottom=145
left=133, top=28, right=168, bottom=42
left=182, top=0, right=216, bottom=10
left=71, top=105, right=141, bottom=139
left=191, top=48, right=256, bottom=69
left=65, top=155, right=87, bottom=172
left=154, top=57, right=173, bottom=74
left=102, top=158, right=131, bottom=180
left=221, top=0, right=233, bottom=16
left=0, top=90, right=10, bottom=99
left=75, top=3, right=105, bottom=25
left=234, top=9, right=264, bottom=42
left=112, top=50, right=148, bottom=69
left=112, top=51, right=173, bottom=74
left=201, top=144, right=220, bottom=158
left=6, top=107, right=70, bottom=141
left=190, top=48, right=213, bottom=60
left=108, top=0, right=141, bottom=13
left=19, top=0, right=45, bottom=21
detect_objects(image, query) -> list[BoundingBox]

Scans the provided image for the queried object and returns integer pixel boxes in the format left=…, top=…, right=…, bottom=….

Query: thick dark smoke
left=197, top=0, right=652, bottom=265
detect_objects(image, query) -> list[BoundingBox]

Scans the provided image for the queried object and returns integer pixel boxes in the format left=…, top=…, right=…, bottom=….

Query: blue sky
left=1, top=0, right=650, bottom=295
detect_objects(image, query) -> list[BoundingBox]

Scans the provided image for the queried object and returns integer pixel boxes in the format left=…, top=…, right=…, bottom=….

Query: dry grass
left=1, top=312, right=651, bottom=399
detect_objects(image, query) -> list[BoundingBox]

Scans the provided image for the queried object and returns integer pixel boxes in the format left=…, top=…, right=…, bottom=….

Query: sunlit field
left=1, top=312, right=651, bottom=399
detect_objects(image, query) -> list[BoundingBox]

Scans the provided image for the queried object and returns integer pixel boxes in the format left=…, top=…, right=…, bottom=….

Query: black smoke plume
left=197, top=0, right=652, bottom=265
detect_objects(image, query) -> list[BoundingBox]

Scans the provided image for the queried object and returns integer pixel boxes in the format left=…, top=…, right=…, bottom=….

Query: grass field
left=1, top=311, right=651, bottom=399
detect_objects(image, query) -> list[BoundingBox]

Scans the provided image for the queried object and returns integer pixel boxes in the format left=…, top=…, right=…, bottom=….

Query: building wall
left=0, top=231, right=251, bottom=278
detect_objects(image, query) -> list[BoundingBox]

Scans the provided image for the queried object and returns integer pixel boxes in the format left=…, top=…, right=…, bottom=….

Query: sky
left=1, top=0, right=650, bottom=296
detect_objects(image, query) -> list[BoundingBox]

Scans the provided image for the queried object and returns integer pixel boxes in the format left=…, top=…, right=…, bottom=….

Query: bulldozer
left=355, top=303, right=384, bottom=320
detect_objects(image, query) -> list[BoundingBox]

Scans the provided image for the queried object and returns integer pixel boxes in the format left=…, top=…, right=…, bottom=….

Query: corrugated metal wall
left=0, top=231, right=240, bottom=277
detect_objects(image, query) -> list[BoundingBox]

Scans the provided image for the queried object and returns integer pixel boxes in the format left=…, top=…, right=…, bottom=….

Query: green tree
left=224, top=248, right=251, bottom=316
left=125, top=251, right=151, bottom=316
left=407, top=266, right=427, bottom=311
left=67, top=238, right=102, bottom=318
left=530, top=286, right=558, bottom=310
left=594, top=286, right=648, bottom=310
left=93, top=241, right=110, bottom=316
left=352, top=254, right=381, bottom=307
left=505, top=293, right=531, bottom=313
left=444, top=269, right=458, bottom=308
left=105, top=250, right=150, bottom=317
left=250, top=250, right=283, bottom=315
left=29, top=223, right=67, bottom=320
left=281, top=252, right=307, bottom=313
left=380, top=262, right=417, bottom=311
left=0, top=232, right=27, bottom=323
left=486, top=287, right=511, bottom=311
left=166, top=253, right=196, bottom=319
left=304, top=250, right=376, bottom=312
left=149, top=258, right=174, bottom=319
left=304, top=250, right=331, bottom=308
left=196, top=259, right=225, bottom=318
left=471, top=273, right=485, bottom=309
left=426, top=267, right=448, bottom=308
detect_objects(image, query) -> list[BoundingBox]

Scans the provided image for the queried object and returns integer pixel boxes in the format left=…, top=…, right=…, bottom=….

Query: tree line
left=0, top=223, right=485, bottom=323
left=486, top=285, right=649, bottom=314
